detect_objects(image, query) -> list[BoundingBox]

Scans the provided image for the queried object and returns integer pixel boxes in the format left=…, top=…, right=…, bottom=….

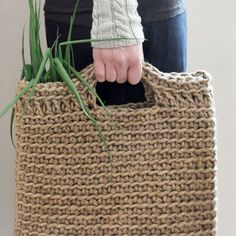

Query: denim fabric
left=142, top=11, right=187, bottom=73
left=44, top=11, right=187, bottom=105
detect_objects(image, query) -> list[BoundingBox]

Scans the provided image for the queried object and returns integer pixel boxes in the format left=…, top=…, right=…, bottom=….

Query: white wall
left=186, top=1, right=236, bottom=234
left=0, top=1, right=235, bottom=235
left=0, top=1, right=46, bottom=235
left=0, top=1, right=29, bottom=236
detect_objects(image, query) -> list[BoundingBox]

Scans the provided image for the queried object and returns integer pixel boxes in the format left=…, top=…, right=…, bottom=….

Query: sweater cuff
left=90, top=0, right=145, bottom=48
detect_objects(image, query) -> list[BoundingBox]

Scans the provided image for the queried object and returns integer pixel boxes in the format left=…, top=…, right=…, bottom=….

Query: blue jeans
left=143, top=12, right=187, bottom=72
left=45, top=12, right=187, bottom=105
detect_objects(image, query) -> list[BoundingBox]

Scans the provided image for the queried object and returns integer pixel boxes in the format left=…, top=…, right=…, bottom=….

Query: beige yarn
left=13, top=62, right=217, bottom=235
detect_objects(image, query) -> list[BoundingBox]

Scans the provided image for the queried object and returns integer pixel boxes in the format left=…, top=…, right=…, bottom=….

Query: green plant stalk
left=63, top=60, right=118, bottom=175
left=64, top=0, right=80, bottom=74
left=24, top=65, right=33, bottom=81
left=54, top=58, right=97, bottom=121
left=54, top=28, right=60, bottom=58
left=62, top=60, right=110, bottom=115
left=54, top=58, right=113, bottom=171
left=2, top=0, right=136, bottom=174
left=48, top=51, right=57, bottom=82
left=36, top=0, right=43, bottom=61
left=23, top=48, right=51, bottom=114
left=58, top=37, right=146, bottom=61
left=21, top=26, right=33, bottom=82
left=0, top=79, right=35, bottom=119
left=62, top=59, right=118, bottom=134
left=59, top=37, right=146, bottom=46
left=83, top=104, right=113, bottom=175
left=47, top=33, right=62, bottom=83
left=29, top=0, right=44, bottom=81
left=10, top=107, right=16, bottom=149
left=63, top=60, right=117, bottom=174
left=70, top=45, right=76, bottom=69
left=21, top=26, right=28, bottom=81
left=28, top=0, right=38, bottom=77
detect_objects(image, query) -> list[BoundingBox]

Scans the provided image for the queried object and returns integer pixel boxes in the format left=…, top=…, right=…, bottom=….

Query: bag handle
left=78, top=61, right=211, bottom=109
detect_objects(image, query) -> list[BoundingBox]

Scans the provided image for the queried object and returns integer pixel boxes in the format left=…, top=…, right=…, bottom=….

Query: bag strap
left=79, top=61, right=211, bottom=109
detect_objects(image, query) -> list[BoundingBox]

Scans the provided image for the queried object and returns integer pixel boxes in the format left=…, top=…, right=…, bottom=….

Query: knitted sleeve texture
left=91, top=0, right=145, bottom=48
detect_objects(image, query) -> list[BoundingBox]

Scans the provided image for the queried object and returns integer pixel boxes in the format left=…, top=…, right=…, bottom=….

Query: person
left=43, top=0, right=187, bottom=105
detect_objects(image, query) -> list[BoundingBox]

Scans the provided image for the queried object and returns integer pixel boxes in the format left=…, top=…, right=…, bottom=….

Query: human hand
left=92, top=43, right=144, bottom=85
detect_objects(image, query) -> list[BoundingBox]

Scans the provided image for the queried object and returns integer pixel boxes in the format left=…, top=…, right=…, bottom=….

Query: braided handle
left=79, top=61, right=211, bottom=109
left=79, top=62, right=165, bottom=109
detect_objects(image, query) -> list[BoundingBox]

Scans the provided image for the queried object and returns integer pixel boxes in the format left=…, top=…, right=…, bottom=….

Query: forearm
left=91, top=0, right=145, bottom=48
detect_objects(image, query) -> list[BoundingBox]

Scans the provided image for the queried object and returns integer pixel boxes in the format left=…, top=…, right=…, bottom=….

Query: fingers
left=116, top=61, right=128, bottom=84
left=127, top=62, right=142, bottom=85
left=127, top=43, right=143, bottom=85
left=92, top=44, right=143, bottom=84
left=93, top=60, right=105, bottom=82
left=93, top=60, right=120, bottom=83
left=105, top=63, right=116, bottom=82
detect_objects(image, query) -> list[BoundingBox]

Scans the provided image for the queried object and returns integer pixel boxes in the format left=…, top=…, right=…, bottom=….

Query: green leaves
left=1, top=0, right=147, bottom=174
left=54, top=58, right=113, bottom=170
left=10, top=108, right=16, bottom=149
left=0, top=79, right=35, bottom=119
left=23, top=48, right=51, bottom=114
left=28, top=0, right=44, bottom=79
left=62, top=60, right=109, bottom=113
left=64, top=0, right=80, bottom=74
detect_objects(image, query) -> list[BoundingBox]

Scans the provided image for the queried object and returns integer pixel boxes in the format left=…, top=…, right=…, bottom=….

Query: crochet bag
left=13, top=62, right=217, bottom=235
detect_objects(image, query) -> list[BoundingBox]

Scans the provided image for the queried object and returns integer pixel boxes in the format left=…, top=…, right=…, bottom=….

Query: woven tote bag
left=13, top=62, right=217, bottom=235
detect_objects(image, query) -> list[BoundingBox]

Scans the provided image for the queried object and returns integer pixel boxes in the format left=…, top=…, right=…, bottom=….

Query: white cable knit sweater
left=91, top=0, right=145, bottom=48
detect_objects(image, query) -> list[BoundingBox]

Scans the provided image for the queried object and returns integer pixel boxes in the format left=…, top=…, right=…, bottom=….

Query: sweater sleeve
left=90, top=0, right=145, bottom=48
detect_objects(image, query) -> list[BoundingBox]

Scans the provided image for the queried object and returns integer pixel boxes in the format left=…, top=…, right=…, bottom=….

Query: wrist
left=91, top=0, right=144, bottom=48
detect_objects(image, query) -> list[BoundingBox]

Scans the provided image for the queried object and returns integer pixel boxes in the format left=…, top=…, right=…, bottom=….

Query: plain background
left=0, top=1, right=235, bottom=235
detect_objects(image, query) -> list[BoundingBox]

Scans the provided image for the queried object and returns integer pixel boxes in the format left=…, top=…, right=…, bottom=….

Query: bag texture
left=13, top=62, right=217, bottom=235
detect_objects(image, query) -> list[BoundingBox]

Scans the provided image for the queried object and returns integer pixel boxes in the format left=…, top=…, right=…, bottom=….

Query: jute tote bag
left=13, top=62, right=217, bottom=235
